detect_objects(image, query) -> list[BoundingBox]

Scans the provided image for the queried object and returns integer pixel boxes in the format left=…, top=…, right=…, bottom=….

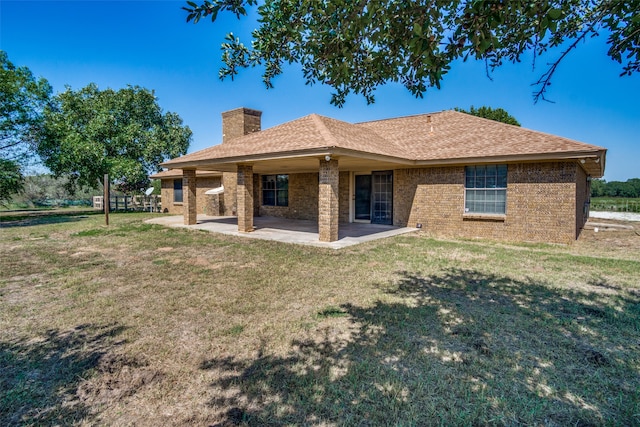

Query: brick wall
left=318, top=159, right=339, bottom=242
left=163, top=171, right=327, bottom=221
left=236, top=164, right=254, bottom=232
left=160, top=176, right=221, bottom=215
left=394, top=161, right=581, bottom=244
left=221, top=172, right=237, bottom=216
left=197, top=177, right=223, bottom=215
left=160, top=160, right=585, bottom=244
left=259, top=173, right=319, bottom=220
left=183, top=169, right=197, bottom=225
left=253, top=174, right=261, bottom=217
left=505, top=162, right=577, bottom=243
left=160, top=179, right=181, bottom=214
left=394, top=166, right=463, bottom=229
left=338, top=171, right=350, bottom=224
left=575, top=166, right=589, bottom=239
left=218, top=108, right=261, bottom=215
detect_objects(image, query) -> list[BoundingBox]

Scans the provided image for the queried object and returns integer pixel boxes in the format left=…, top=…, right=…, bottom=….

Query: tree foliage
left=6, top=174, right=95, bottom=208
left=591, top=178, right=640, bottom=198
left=38, top=84, right=192, bottom=194
left=454, top=106, right=521, bottom=126
left=183, top=0, right=640, bottom=106
left=0, top=50, right=52, bottom=201
left=0, top=158, right=25, bottom=206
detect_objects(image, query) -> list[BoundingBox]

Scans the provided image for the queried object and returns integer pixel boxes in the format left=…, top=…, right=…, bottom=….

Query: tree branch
left=531, top=4, right=613, bottom=103
left=532, top=24, right=596, bottom=103
left=0, top=140, right=26, bottom=151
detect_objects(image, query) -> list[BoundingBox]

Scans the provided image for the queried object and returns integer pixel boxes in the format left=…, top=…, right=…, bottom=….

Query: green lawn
left=1, top=212, right=639, bottom=426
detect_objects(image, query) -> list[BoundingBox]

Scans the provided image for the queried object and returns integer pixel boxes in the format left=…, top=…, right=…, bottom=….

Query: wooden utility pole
left=104, top=174, right=110, bottom=226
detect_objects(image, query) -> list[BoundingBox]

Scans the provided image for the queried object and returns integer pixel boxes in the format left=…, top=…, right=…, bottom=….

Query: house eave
left=161, top=147, right=605, bottom=177
left=413, top=150, right=606, bottom=177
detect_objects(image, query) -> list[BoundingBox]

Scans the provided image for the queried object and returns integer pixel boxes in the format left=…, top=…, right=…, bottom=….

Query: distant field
left=1, top=212, right=639, bottom=426
left=591, top=197, right=640, bottom=213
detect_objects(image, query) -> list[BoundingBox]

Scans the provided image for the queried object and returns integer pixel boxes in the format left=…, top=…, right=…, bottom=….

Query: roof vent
left=427, top=115, right=433, bottom=133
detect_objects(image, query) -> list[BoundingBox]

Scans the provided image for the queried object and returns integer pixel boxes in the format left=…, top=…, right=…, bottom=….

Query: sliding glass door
left=371, top=171, right=393, bottom=225
left=354, top=171, right=393, bottom=225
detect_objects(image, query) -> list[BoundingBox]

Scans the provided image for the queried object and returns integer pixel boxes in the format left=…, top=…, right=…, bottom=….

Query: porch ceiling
left=183, top=155, right=410, bottom=174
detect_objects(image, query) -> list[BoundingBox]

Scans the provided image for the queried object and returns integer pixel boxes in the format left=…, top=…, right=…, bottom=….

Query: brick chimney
left=221, top=107, right=262, bottom=143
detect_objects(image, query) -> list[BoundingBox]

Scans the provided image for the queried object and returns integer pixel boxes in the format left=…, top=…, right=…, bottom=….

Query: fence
left=92, top=195, right=162, bottom=212
left=590, top=199, right=640, bottom=213
left=28, top=199, right=92, bottom=208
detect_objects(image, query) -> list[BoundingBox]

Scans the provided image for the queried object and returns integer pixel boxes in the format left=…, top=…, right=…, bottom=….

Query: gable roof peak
left=309, top=113, right=339, bottom=147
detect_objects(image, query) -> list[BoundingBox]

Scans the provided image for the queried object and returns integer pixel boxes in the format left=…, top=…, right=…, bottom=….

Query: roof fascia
left=161, top=147, right=415, bottom=169
left=414, top=150, right=605, bottom=166
left=161, top=147, right=606, bottom=177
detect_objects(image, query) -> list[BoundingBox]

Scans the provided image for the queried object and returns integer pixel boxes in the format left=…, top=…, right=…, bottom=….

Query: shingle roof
left=163, top=113, right=410, bottom=165
left=358, top=110, right=604, bottom=161
left=162, top=110, right=605, bottom=175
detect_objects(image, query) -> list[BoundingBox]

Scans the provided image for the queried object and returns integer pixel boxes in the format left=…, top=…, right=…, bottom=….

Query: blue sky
left=2, top=0, right=638, bottom=181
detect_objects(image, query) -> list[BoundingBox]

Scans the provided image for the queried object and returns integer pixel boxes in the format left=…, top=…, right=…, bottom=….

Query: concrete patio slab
left=145, top=215, right=418, bottom=249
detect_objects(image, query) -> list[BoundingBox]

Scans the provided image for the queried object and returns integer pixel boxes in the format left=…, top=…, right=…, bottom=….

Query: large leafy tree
left=455, top=106, right=521, bottom=126
left=38, top=84, right=192, bottom=193
left=0, top=50, right=52, bottom=202
left=183, top=0, right=639, bottom=106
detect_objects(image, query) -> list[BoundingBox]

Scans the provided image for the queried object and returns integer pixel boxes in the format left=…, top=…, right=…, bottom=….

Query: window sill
left=463, top=213, right=506, bottom=222
left=173, top=202, right=183, bottom=206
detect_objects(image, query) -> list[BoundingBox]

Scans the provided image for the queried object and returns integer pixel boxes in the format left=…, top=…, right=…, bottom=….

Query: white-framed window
left=262, top=174, right=288, bottom=206
left=465, top=165, right=507, bottom=214
left=173, top=179, right=183, bottom=203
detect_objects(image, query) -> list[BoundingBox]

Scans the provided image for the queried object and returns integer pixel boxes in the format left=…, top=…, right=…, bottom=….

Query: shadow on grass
left=200, top=268, right=640, bottom=426
left=0, top=323, right=127, bottom=426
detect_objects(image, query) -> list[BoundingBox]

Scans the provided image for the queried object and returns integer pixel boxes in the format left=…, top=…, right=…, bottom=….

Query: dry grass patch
left=1, top=212, right=639, bottom=426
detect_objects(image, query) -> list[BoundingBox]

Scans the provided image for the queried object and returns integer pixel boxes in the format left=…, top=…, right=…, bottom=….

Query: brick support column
left=318, top=158, right=339, bottom=242
left=237, top=164, right=254, bottom=232
left=183, top=169, right=197, bottom=225
left=221, top=172, right=237, bottom=216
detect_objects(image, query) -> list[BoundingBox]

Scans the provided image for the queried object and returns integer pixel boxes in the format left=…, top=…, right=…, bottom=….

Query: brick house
left=154, top=107, right=606, bottom=244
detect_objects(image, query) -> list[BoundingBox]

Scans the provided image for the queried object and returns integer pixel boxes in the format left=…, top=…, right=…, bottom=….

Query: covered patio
left=161, top=109, right=416, bottom=244
left=146, top=215, right=418, bottom=249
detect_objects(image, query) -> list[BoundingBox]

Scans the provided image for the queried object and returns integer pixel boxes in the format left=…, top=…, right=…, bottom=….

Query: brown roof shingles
left=314, top=115, right=411, bottom=159
left=163, top=114, right=410, bottom=166
left=162, top=109, right=605, bottom=169
left=358, top=110, right=605, bottom=161
left=164, top=115, right=326, bottom=165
